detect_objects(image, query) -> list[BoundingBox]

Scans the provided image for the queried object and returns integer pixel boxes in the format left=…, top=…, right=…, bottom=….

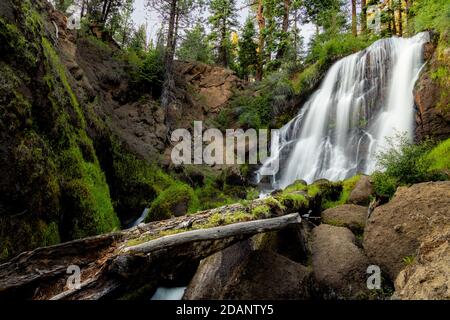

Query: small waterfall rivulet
left=257, top=32, right=430, bottom=190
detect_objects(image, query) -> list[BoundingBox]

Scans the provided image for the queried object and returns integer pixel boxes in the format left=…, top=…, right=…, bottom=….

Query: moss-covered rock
left=145, top=183, right=200, bottom=222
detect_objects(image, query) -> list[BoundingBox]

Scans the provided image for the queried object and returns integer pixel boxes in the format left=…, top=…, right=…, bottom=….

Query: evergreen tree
left=208, top=0, right=238, bottom=67
left=177, top=24, right=213, bottom=63
left=238, top=18, right=258, bottom=80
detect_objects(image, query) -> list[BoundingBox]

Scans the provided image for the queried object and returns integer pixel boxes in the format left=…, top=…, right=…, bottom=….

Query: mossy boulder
left=145, top=184, right=199, bottom=222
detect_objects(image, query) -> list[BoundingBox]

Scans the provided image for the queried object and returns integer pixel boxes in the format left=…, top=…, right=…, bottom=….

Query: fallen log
left=124, top=213, right=302, bottom=254
left=0, top=209, right=302, bottom=300
left=52, top=213, right=302, bottom=300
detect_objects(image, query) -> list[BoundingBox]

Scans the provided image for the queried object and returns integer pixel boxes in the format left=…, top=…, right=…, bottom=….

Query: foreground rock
left=183, top=241, right=253, bottom=300
left=394, top=225, right=450, bottom=300
left=348, top=176, right=374, bottom=206
left=321, top=204, right=367, bottom=234
left=221, top=250, right=313, bottom=300
left=312, top=224, right=370, bottom=299
left=363, top=181, right=450, bottom=280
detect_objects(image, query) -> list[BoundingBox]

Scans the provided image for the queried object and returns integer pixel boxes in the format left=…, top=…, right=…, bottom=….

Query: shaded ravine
left=258, top=33, right=430, bottom=189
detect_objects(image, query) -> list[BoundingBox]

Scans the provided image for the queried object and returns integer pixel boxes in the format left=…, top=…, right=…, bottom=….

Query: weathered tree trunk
left=0, top=213, right=301, bottom=300
left=276, top=0, right=291, bottom=59
left=0, top=192, right=309, bottom=300
left=218, top=19, right=228, bottom=67
left=351, top=0, right=357, bottom=37
left=256, top=0, right=265, bottom=81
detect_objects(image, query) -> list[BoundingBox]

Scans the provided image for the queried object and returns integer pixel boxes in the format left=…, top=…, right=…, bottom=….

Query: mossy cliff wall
left=0, top=0, right=121, bottom=261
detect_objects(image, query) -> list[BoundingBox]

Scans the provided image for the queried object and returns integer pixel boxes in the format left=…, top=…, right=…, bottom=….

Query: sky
left=131, top=0, right=316, bottom=47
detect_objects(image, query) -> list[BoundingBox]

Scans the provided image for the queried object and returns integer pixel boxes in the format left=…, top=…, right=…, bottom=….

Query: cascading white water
left=257, top=33, right=430, bottom=190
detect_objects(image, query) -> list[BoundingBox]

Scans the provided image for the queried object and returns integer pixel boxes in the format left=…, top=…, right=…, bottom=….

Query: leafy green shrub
left=376, top=134, right=442, bottom=185
left=233, top=94, right=272, bottom=129
left=145, top=183, right=200, bottom=222
left=371, top=171, right=398, bottom=199
left=128, top=48, right=165, bottom=98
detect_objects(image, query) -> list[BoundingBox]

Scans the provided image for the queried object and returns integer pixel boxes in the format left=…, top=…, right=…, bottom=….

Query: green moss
left=283, top=180, right=308, bottom=193
left=42, top=37, right=85, bottom=129
left=322, top=175, right=361, bottom=209
left=277, top=192, right=308, bottom=210
left=0, top=17, right=37, bottom=67
left=145, top=183, right=200, bottom=222
left=251, top=205, right=271, bottom=219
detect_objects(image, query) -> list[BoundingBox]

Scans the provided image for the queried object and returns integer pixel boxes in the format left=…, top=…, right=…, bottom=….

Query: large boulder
left=394, top=225, right=450, bottom=300
left=221, top=250, right=313, bottom=300
left=311, top=224, right=370, bottom=299
left=184, top=235, right=314, bottom=300
left=363, top=181, right=450, bottom=280
left=183, top=240, right=252, bottom=300
left=321, top=204, right=368, bottom=234
left=347, top=176, right=374, bottom=206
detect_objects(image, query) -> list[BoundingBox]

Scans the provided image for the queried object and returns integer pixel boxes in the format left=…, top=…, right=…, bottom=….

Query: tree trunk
left=361, top=0, right=367, bottom=33
left=351, top=0, right=357, bottom=37
left=276, top=0, right=291, bottom=59
left=161, top=0, right=178, bottom=119
left=398, top=1, right=403, bottom=36
left=0, top=211, right=303, bottom=300
left=390, top=0, right=397, bottom=35
left=256, top=0, right=265, bottom=81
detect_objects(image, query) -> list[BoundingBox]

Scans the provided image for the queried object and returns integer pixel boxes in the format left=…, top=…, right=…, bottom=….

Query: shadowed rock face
left=363, top=181, right=450, bottom=280
left=415, top=40, right=450, bottom=142
left=311, top=224, right=370, bottom=299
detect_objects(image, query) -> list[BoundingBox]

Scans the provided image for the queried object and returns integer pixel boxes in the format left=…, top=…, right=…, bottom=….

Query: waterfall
left=257, top=32, right=430, bottom=190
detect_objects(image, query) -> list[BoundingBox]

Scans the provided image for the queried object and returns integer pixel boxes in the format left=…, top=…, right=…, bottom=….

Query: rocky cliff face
left=415, top=34, right=450, bottom=142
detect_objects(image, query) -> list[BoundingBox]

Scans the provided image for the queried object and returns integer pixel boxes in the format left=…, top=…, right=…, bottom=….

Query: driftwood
left=0, top=208, right=302, bottom=300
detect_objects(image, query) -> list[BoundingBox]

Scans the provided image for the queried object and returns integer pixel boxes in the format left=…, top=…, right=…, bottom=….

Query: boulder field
left=182, top=180, right=450, bottom=300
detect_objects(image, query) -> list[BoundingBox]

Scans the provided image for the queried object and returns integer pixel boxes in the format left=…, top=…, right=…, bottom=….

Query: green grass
left=423, top=138, right=450, bottom=171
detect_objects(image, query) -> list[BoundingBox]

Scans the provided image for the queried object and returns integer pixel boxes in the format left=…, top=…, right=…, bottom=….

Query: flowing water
left=257, top=33, right=430, bottom=190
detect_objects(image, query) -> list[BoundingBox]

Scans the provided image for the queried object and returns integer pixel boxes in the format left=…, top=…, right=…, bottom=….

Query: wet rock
left=363, top=181, right=450, bottom=280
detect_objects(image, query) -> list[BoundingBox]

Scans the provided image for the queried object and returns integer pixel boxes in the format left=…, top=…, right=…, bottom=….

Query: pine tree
left=208, top=0, right=238, bottom=67
left=238, top=18, right=258, bottom=80
left=177, top=24, right=213, bottom=64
